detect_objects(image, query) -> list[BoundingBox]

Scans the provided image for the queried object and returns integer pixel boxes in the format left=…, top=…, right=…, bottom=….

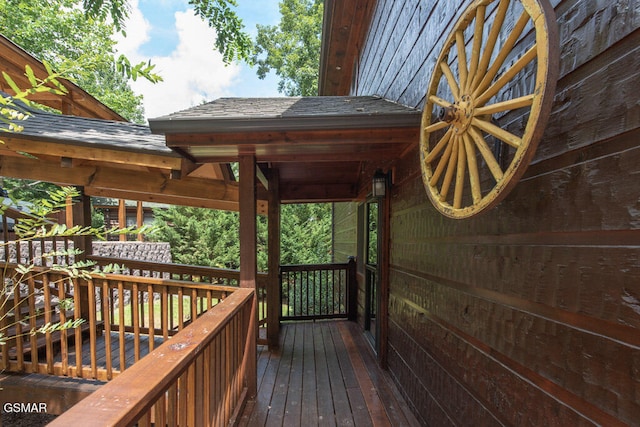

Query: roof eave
left=149, top=113, right=421, bottom=135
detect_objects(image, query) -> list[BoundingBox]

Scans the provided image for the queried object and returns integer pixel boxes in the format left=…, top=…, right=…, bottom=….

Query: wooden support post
left=72, top=189, right=92, bottom=319
left=378, top=178, right=391, bottom=370
left=238, top=154, right=257, bottom=397
left=267, top=169, right=280, bottom=348
left=347, top=257, right=358, bottom=322
left=136, top=201, right=144, bottom=242
left=118, top=199, right=127, bottom=242
left=239, top=155, right=257, bottom=288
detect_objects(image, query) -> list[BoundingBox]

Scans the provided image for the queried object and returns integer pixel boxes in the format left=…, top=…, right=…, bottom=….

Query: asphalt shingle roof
left=9, top=102, right=175, bottom=157
left=149, top=96, right=421, bottom=134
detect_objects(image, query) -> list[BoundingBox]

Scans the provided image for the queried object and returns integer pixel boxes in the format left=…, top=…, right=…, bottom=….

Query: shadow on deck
left=239, top=321, right=419, bottom=427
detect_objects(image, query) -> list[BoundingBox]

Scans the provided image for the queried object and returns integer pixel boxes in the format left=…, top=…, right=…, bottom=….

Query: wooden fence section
left=280, top=260, right=357, bottom=321
left=90, top=255, right=269, bottom=334
left=0, top=265, right=239, bottom=381
left=49, top=287, right=256, bottom=427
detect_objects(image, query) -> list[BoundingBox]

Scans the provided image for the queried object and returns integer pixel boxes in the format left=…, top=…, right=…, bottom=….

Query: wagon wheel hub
left=440, top=95, right=475, bottom=134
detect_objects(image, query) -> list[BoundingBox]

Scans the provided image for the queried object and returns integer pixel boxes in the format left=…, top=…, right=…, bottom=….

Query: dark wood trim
left=378, top=180, right=390, bottom=369
left=267, top=168, right=281, bottom=347
left=239, top=155, right=257, bottom=289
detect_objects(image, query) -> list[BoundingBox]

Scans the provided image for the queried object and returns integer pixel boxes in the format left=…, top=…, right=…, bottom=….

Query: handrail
left=88, top=255, right=244, bottom=283
left=49, top=287, right=256, bottom=427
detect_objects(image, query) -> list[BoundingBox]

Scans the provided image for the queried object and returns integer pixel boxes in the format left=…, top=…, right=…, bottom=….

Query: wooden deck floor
left=239, top=321, right=419, bottom=427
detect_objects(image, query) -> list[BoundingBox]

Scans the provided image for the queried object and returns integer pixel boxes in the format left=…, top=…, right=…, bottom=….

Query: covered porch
left=0, top=22, right=423, bottom=425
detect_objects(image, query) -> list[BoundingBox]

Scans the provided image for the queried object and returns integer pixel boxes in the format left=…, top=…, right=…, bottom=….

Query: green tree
left=0, top=0, right=147, bottom=123
left=150, top=206, right=268, bottom=270
left=280, top=203, right=332, bottom=265
left=83, top=0, right=253, bottom=64
left=151, top=203, right=331, bottom=270
left=253, top=0, right=323, bottom=96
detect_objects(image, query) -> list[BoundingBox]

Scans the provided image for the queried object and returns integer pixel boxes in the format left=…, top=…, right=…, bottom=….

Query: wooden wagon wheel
left=420, top=0, right=559, bottom=218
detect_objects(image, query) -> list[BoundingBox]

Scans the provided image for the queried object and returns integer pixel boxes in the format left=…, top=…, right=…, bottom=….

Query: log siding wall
left=334, top=0, right=640, bottom=424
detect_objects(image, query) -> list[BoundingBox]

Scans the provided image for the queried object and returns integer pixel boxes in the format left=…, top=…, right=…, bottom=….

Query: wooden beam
left=267, top=169, right=280, bottom=348
left=280, top=182, right=359, bottom=203
left=0, top=155, right=239, bottom=205
left=0, top=35, right=125, bottom=121
left=0, top=136, right=182, bottom=170
left=165, top=127, right=419, bottom=147
left=256, top=164, right=269, bottom=191
left=239, top=155, right=257, bottom=289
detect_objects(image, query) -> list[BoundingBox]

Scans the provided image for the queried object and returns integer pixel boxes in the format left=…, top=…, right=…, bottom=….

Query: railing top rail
left=280, top=262, right=350, bottom=272
left=0, top=262, right=240, bottom=293
left=88, top=255, right=269, bottom=279
left=48, top=287, right=255, bottom=427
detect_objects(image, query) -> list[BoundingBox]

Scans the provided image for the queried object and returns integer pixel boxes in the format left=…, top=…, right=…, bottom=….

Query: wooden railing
left=50, top=287, right=256, bottom=427
left=280, top=259, right=357, bottom=321
left=0, top=265, right=239, bottom=381
left=89, top=255, right=270, bottom=335
left=88, top=255, right=242, bottom=285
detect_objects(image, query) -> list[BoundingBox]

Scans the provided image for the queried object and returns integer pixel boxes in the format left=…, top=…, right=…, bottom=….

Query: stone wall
left=91, top=241, right=172, bottom=264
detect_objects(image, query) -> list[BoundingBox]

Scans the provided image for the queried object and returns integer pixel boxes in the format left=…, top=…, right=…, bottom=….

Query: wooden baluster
left=102, top=280, right=113, bottom=380
left=154, top=393, right=166, bottom=427
left=161, top=286, right=168, bottom=341
left=26, top=273, right=38, bottom=373
left=132, top=282, right=140, bottom=362
left=195, top=353, right=204, bottom=425
left=178, top=287, right=184, bottom=331
left=12, top=272, right=24, bottom=371
left=57, top=276, right=69, bottom=376
left=118, top=280, right=125, bottom=371
left=191, top=289, right=197, bottom=323
left=178, top=370, right=188, bottom=426
left=147, top=284, right=154, bottom=352
left=167, top=383, right=178, bottom=427
left=88, top=278, right=97, bottom=378
left=43, top=275, right=53, bottom=374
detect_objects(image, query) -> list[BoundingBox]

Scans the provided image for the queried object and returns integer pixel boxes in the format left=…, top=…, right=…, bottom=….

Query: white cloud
left=116, top=2, right=241, bottom=120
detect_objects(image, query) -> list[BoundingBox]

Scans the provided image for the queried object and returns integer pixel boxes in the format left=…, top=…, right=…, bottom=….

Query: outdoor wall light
left=372, top=169, right=387, bottom=198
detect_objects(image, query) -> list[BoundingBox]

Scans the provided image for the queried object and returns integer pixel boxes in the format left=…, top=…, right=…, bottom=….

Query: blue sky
left=116, top=0, right=283, bottom=121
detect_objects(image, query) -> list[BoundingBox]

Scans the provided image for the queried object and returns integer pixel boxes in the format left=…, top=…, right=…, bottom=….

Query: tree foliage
left=82, top=0, right=253, bottom=64
left=150, top=202, right=331, bottom=271
left=0, top=0, right=148, bottom=123
left=253, top=0, right=323, bottom=96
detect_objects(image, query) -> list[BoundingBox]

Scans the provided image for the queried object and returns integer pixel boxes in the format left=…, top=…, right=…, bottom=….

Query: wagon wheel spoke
left=439, top=137, right=459, bottom=201
left=472, top=0, right=510, bottom=89
left=456, top=31, right=468, bottom=91
left=420, top=0, right=558, bottom=218
left=473, top=9, right=530, bottom=99
left=454, top=137, right=467, bottom=209
left=440, top=61, right=460, bottom=100
left=474, top=94, right=535, bottom=116
left=424, top=128, right=453, bottom=164
left=466, top=5, right=486, bottom=93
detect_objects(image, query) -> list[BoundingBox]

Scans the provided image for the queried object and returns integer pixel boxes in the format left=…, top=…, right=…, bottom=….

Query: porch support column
left=239, top=154, right=257, bottom=396
left=267, top=169, right=280, bottom=348
left=239, top=155, right=257, bottom=288
left=72, top=188, right=92, bottom=319
left=118, top=199, right=127, bottom=241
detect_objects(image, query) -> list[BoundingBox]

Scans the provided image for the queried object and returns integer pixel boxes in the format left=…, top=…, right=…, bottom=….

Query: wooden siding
left=333, top=202, right=359, bottom=262
left=333, top=0, right=640, bottom=425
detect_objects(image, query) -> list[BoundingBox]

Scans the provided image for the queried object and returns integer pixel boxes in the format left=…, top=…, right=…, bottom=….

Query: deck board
left=239, top=321, right=420, bottom=427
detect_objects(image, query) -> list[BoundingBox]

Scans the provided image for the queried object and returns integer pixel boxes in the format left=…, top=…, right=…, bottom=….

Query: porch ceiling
left=149, top=96, right=421, bottom=202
